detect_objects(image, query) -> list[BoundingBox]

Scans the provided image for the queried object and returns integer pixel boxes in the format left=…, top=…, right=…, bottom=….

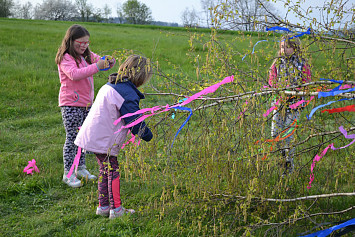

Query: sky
left=17, top=0, right=354, bottom=27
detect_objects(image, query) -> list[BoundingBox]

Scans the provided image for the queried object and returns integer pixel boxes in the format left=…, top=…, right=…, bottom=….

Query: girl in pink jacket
left=268, top=35, right=311, bottom=175
left=55, top=24, right=115, bottom=188
left=75, top=55, right=153, bottom=219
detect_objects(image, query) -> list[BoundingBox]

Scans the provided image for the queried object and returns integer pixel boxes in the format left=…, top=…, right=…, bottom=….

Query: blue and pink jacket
left=74, top=75, right=153, bottom=156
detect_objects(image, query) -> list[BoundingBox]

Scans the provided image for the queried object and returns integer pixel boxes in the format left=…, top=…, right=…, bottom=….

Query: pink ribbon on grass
left=307, top=126, right=355, bottom=189
left=23, top=159, right=40, bottom=175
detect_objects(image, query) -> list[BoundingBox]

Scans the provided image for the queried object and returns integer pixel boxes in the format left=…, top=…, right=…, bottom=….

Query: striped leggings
left=95, top=154, right=121, bottom=209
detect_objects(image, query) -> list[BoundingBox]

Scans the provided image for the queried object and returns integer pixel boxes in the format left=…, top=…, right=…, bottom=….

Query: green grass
left=0, top=18, right=354, bottom=236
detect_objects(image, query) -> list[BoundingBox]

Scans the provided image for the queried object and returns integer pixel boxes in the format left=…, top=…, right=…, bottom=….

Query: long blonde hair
left=117, top=55, right=152, bottom=88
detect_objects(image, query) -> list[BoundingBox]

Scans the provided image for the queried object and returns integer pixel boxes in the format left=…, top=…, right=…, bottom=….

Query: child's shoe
left=96, top=206, right=110, bottom=217
left=76, top=166, right=97, bottom=180
left=63, top=172, right=82, bottom=188
left=109, top=206, right=135, bottom=219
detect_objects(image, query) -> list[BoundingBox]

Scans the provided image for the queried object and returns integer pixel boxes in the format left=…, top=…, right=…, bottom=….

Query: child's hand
left=98, top=56, right=114, bottom=71
left=96, top=59, right=106, bottom=70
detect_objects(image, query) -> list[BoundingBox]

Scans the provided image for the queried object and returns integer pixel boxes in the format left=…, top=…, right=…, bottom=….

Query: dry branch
left=208, top=192, right=355, bottom=203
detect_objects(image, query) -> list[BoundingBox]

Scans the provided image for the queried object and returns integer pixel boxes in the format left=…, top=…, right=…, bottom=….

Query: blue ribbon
left=289, top=28, right=312, bottom=39
left=317, top=78, right=355, bottom=98
left=242, top=40, right=268, bottom=61
left=320, top=78, right=344, bottom=84
left=318, top=87, right=355, bottom=98
left=266, top=26, right=292, bottom=32
left=307, top=98, right=354, bottom=120
left=300, top=218, right=355, bottom=237
left=170, top=106, right=193, bottom=148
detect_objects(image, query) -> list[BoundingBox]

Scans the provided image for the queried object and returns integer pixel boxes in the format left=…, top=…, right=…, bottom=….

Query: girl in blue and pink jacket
left=55, top=24, right=115, bottom=188
left=75, top=55, right=153, bottom=219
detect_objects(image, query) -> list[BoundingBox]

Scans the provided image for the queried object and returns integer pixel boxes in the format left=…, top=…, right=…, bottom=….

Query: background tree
left=115, top=3, right=125, bottom=23
left=18, top=1, right=33, bottom=19
left=118, top=0, right=153, bottom=25
left=0, top=0, right=14, bottom=17
left=34, top=0, right=77, bottom=21
left=75, top=0, right=93, bottom=22
left=102, top=4, right=111, bottom=23
left=204, top=0, right=278, bottom=30
left=200, top=0, right=215, bottom=28
left=181, top=7, right=199, bottom=27
left=91, top=8, right=102, bottom=22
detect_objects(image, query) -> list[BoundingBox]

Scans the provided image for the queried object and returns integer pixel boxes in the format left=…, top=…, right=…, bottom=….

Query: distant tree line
left=1, top=0, right=153, bottom=25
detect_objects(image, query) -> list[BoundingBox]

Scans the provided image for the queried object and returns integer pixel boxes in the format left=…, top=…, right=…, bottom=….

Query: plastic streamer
left=318, top=87, right=355, bottom=98
left=300, top=218, right=355, bottom=237
left=242, top=40, right=268, bottom=61
left=111, top=76, right=235, bottom=148
left=66, top=147, right=81, bottom=178
left=289, top=96, right=315, bottom=110
left=255, top=119, right=298, bottom=160
left=170, top=106, right=193, bottom=148
left=306, top=98, right=354, bottom=120
left=23, top=159, right=40, bottom=175
left=120, top=130, right=141, bottom=150
left=307, top=126, right=355, bottom=189
left=321, top=104, right=355, bottom=114
left=263, top=99, right=280, bottom=117
left=266, top=26, right=292, bottom=32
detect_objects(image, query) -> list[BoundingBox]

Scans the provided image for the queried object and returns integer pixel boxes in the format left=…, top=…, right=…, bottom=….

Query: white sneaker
left=109, top=206, right=135, bottom=219
left=96, top=206, right=110, bottom=217
left=63, top=173, right=82, bottom=188
left=76, top=167, right=97, bottom=180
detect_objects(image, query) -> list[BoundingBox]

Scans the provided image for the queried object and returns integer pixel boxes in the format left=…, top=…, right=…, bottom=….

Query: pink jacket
left=58, top=52, right=101, bottom=107
left=74, top=81, right=153, bottom=156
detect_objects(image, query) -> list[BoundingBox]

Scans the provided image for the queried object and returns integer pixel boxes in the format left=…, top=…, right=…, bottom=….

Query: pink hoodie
left=58, top=52, right=101, bottom=107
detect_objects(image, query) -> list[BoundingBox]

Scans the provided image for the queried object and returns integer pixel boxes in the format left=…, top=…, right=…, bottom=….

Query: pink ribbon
left=120, top=130, right=141, bottom=149
left=339, top=84, right=354, bottom=89
left=114, top=76, right=235, bottom=134
left=177, top=76, right=234, bottom=106
left=263, top=99, right=280, bottom=117
left=289, top=96, right=315, bottom=110
left=66, top=147, right=81, bottom=178
left=307, top=126, right=355, bottom=189
left=238, top=101, right=249, bottom=119
left=23, top=159, right=40, bottom=175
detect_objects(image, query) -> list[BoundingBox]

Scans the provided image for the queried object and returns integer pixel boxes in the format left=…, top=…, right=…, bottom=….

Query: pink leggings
left=95, top=154, right=121, bottom=209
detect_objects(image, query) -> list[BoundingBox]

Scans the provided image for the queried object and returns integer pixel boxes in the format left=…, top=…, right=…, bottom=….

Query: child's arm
left=268, top=63, right=278, bottom=87
left=120, top=100, right=153, bottom=142
left=302, top=63, right=312, bottom=83
left=60, top=54, right=99, bottom=81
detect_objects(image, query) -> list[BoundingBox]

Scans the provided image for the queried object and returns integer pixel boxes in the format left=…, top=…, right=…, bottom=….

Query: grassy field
left=0, top=18, right=354, bottom=236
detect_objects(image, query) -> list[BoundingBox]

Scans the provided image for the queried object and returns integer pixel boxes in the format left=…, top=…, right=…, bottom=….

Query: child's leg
left=60, top=106, right=89, bottom=172
left=284, top=110, right=300, bottom=162
left=107, top=156, right=121, bottom=209
left=95, top=154, right=110, bottom=207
